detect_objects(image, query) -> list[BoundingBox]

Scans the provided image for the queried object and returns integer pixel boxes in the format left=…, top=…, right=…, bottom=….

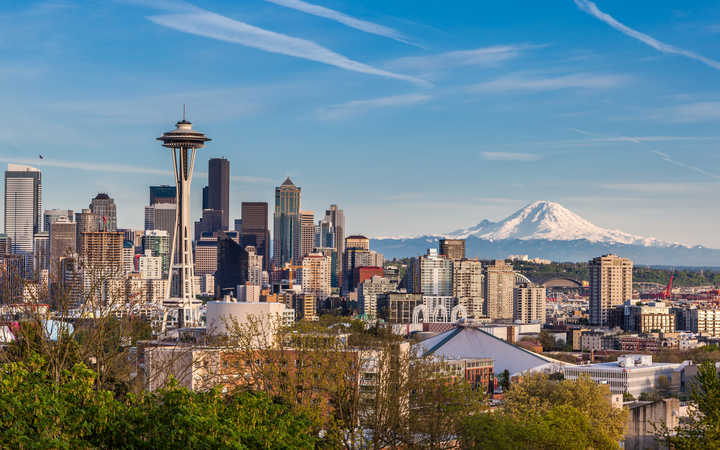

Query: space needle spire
left=157, top=113, right=211, bottom=328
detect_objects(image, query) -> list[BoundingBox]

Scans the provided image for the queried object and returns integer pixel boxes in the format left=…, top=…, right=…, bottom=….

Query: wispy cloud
left=658, top=101, right=720, bottom=123
left=573, top=0, right=720, bottom=71
left=140, top=1, right=428, bottom=85
left=0, top=156, right=168, bottom=175
left=481, top=152, right=541, bottom=161
left=388, top=45, right=531, bottom=72
left=652, top=151, right=720, bottom=180
left=0, top=156, right=272, bottom=183
left=600, top=182, right=718, bottom=193
left=469, top=73, right=628, bottom=93
left=317, top=93, right=430, bottom=119
left=263, top=0, right=417, bottom=47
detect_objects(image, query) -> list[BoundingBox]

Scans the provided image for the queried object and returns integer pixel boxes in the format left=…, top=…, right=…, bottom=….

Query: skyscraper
left=44, top=209, right=73, bottom=233
left=142, top=230, right=170, bottom=274
left=194, top=208, right=223, bottom=241
left=4, top=164, right=42, bottom=256
left=207, top=158, right=230, bottom=230
left=324, top=204, right=344, bottom=286
left=299, top=211, right=315, bottom=259
left=484, top=260, right=515, bottom=320
left=439, top=239, right=466, bottom=260
left=589, top=254, right=633, bottom=326
left=273, top=177, right=301, bottom=267
left=418, top=248, right=453, bottom=296
left=89, top=193, right=117, bottom=232
left=240, top=202, right=270, bottom=271
left=75, top=209, right=98, bottom=254
left=215, top=232, right=250, bottom=297
left=49, top=216, right=76, bottom=278
left=149, top=185, right=176, bottom=205
left=144, top=203, right=176, bottom=246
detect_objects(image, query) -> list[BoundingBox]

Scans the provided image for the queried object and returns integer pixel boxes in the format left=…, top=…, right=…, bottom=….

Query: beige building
left=452, top=258, right=484, bottom=319
left=301, top=253, right=331, bottom=301
left=345, top=235, right=370, bottom=251
left=194, top=235, right=217, bottom=276
left=513, top=284, right=546, bottom=324
left=684, top=308, right=720, bottom=337
left=295, top=293, right=317, bottom=321
left=589, top=254, right=633, bottom=326
left=299, top=211, right=315, bottom=259
left=484, top=260, right=515, bottom=320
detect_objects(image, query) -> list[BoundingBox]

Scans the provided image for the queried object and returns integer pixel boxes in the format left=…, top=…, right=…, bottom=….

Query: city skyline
left=2, top=1, right=720, bottom=245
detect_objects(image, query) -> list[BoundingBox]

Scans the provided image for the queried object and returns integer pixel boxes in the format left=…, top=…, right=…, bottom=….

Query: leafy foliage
left=661, top=361, right=720, bottom=449
left=0, top=356, right=320, bottom=449
left=460, top=373, right=627, bottom=450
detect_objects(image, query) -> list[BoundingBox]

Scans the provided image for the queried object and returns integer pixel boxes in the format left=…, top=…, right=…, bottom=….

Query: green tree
left=661, top=361, right=720, bottom=449
left=0, top=356, right=320, bottom=449
left=460, top=373, right=628, bottom=450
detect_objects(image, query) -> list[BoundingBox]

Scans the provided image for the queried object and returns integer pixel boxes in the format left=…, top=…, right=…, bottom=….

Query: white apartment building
left=684, top=308, right=720, bottom=337
left=301, top=252, right=331, bottom=300
left=138, top=250, right=162, bottom=280
left=358, top=275, right=393, bottom=319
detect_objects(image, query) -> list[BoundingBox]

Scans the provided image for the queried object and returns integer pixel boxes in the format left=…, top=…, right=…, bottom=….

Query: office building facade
left=4, top=164, right=42, bottom=259
left=484, top=260, right=515, bottom=320
left=207, top=158, right=230, bottom=230
left=89, top=193, right=117, bottom=232
left=240, top=202, right=270, bottom=272
left=273, top=177, right=301, bottom=267
left=439, top=239, right=466, bottom=260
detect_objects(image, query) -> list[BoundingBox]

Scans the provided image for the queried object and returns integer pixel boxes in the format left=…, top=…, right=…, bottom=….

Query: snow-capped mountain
left=370, top=201, right=720, bottom=266
left=445, top=201, right=679, bottom=247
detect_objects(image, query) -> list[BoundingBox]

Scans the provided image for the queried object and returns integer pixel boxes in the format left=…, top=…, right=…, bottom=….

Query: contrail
left=574, top=0, right=720, bottom=71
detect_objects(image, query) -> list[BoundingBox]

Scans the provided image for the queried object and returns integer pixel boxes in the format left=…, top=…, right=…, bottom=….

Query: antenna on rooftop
left=183, top=104, right=186, bottom=121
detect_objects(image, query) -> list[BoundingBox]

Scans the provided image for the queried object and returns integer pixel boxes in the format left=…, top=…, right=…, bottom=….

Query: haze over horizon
left=2, top=1, right=720, bottom=247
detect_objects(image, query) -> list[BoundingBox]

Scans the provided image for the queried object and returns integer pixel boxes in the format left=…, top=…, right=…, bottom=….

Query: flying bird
left=38, top=154, right=44, bottom=159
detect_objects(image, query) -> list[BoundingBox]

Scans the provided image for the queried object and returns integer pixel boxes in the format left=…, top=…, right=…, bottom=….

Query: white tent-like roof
left=416, top=325, right=568, bottom=376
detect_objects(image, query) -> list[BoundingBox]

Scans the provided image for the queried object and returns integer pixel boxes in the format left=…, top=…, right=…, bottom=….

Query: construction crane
left=660, top=275, right=674, bottom=300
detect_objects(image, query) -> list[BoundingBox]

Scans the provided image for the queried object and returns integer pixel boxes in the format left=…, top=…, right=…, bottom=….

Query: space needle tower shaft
left=157, top=112, right=211, bottom=327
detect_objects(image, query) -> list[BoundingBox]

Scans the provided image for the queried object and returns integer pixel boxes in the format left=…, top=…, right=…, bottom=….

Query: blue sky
left=2, top=0, right=720, bottom=246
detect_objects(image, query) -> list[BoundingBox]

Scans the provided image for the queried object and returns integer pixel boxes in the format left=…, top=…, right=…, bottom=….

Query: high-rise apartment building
left=343, top=239, right=384, bottom=292
left=345, top=235, right=370, bottom=251
left=301, top=252, right=331, bottom=301
left=439, top=239, right=466, bottom=260
left=44, top=209, right=73, bottom=234
left=299, top=211, right=315, bottom=259
left=484, top=260, right=515, bottom=320
left=138, top=250, right=163, bottom=280
left=240, top=202, right=270, bottom=272
left=4, top=164, right=42, bottom=259
left=419, top=248, right=453, bottom=296
left=207, top=158, right=230, bottom=230
left=89, top=193, right=117, bottom=232
left=513, top=283, right=547, bottom=324
left=273, top=177, right=301, bottom=267
left=453, top=258, right=484, bottom=319
left=149, top=185, right=176, bottom=205
left=358, top=275, right=393, bottom=319
left=49, top=217, right=76, bottom=278
left=75, top=209, right=97, bottom=253
left=246, top=246, right=264, bottom=286
left=589, top=254, right=633, bottom=326
left=122, top=240, right=134, bottom=275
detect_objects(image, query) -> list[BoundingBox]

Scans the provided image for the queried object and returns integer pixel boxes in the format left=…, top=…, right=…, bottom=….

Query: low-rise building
left=562, top=354, right=692, bottom=397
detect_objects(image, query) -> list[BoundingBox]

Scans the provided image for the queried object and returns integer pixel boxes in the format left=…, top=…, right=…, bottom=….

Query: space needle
left=157, top=111, right=210, bottom=328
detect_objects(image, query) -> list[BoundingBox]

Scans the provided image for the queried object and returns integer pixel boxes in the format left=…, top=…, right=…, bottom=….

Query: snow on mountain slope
left=444, top=201, right=681, bottom=247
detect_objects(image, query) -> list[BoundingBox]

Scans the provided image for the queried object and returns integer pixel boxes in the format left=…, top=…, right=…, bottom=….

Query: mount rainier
left=371, top=201, right=720, bottom=266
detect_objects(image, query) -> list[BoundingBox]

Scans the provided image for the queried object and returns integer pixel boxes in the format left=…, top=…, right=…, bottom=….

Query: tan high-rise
left=589, top=254, right=633, bottom=326
left=439, top=239, right=465, bottom=260
left=484, top=260, right=515, bottom=320
left=299, top=211, right=315, bottom=259
left=513, top=284, right=546, bottom=324
left=452, top=258, right=483, bottom=318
